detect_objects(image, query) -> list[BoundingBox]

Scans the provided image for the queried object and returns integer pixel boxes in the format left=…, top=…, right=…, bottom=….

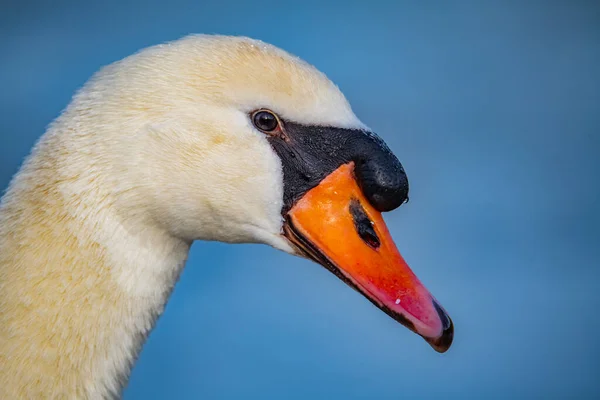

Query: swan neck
left=0, top=155, right=190, bottom=398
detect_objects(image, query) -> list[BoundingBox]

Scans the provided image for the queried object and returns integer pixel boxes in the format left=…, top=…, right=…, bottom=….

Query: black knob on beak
left=266, top=120, right=409, bottom=214
left=354, top=134, right=409, bottom=212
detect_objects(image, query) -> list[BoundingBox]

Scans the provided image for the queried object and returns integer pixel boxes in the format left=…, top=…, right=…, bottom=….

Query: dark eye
left=252, top=110, right=279, bottom=133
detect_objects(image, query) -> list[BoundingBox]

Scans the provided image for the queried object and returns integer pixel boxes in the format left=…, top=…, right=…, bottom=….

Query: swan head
left=76, top=35, right=452, bottom=352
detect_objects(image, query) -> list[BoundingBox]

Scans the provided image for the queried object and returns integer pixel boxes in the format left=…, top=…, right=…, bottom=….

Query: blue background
left=1, top=1, right=599, bottom=398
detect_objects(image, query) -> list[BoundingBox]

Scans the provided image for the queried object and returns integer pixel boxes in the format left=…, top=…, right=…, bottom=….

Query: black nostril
left=349, top=199, right=380, bottom=249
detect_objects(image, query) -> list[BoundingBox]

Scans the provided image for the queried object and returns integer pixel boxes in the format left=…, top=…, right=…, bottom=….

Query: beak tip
left=426, top=299, right=454, bottom=353
left=426, top=317, right=454, bottom=353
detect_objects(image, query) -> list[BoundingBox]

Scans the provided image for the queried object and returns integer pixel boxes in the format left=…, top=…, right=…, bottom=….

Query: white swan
left=0, top=35, right=453, bottom=399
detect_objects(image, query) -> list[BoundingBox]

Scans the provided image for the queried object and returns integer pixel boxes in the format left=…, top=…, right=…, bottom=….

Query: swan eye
left=252, top=110, right=279, bottom=133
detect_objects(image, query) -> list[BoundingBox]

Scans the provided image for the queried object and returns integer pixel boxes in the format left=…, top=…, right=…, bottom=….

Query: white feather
left=0, top=34, right=365, bottom=398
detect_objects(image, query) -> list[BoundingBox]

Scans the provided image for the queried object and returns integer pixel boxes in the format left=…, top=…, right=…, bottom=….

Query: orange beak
left=283, top=163, right=453, bottom=352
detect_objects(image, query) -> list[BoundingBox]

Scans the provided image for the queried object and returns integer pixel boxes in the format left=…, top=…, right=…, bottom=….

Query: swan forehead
left=158, top=35, right=365, bottom=129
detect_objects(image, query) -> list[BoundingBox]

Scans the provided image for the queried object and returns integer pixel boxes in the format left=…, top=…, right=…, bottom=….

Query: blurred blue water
left=1, top=1, right=599, bottom=398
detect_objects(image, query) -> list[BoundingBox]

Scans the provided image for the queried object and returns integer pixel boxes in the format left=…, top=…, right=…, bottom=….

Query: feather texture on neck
left=0, top=126, right=191, bottom=398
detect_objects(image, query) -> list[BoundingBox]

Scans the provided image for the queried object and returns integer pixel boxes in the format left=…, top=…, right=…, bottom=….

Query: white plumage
left=0, top=35, right=365, bottom=398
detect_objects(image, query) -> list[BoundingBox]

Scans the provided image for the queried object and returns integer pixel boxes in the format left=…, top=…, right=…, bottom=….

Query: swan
left=0, top=34, right=453, bottom=399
